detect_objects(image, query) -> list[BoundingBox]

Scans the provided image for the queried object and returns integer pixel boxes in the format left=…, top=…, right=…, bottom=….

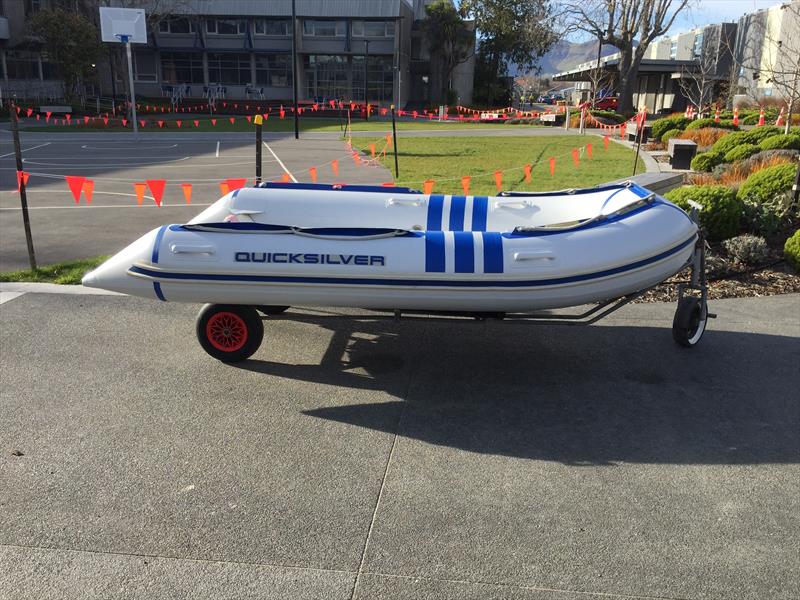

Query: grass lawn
left=21, top=117, right=540, bottom=134
left=0, top=257, right=107, bottom=285
left=353, top=135, right=645, bottom=196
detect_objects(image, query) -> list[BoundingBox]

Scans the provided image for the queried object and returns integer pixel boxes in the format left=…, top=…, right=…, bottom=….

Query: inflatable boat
left=83, top=182, right=712, bottom=360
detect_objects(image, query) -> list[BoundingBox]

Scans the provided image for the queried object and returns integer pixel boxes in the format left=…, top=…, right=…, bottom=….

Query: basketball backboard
left=99, top=7, right=147, bottom=44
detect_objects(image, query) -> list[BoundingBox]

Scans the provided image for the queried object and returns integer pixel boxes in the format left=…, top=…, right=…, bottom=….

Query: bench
left=668, top=139, right=698, bottom=170
left=39, top=105, right=72, bottom=115
left=626, top=122, right=651, bottom=142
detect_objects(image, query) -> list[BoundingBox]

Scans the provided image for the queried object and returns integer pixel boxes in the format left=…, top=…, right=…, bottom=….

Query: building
left=0, top=0, right=475, bottom=108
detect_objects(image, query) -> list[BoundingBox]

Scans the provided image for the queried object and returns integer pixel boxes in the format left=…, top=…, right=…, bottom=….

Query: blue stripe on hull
left=131, top=235, right=695, bottom=289
left=472, top=197, right=488, bottom=232
left=454, top=232, right=475, bottom=273
left=426, top=195, right=444, bottom=231
left=482, top=232, right=504, bottom=273
left=449, top=196, right=467, bottom=231
left=425, top=231, right=446, bottom=273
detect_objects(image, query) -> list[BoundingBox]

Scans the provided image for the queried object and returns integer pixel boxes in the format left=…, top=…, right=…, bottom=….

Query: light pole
left=364, top=39, right=370, bottom=121
left=291, top=0, right=299, bottom=139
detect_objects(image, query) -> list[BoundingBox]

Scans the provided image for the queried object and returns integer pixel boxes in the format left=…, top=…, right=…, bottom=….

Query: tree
left=676, top=26, right=721, bottom=118
left=461, top=0, right=557, bottom=105
left=562, top=0, right=690, bottom=114
left=26, top=9, right=103, bottom=103
left=423, top=0, right=475, bottom=104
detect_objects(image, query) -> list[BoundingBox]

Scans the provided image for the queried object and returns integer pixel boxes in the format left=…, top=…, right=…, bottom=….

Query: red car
left=579, top=97, right=618, bottom=111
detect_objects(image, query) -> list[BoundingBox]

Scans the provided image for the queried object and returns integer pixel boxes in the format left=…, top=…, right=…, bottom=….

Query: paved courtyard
left=1, top=288, right=798, bottom=599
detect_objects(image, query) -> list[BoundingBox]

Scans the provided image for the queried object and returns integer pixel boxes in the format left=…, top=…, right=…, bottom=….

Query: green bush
left=711, top=130, right=750, bottom=155
left=741, top=125, right=781, bottom=144
left=685, top=118, right=738, bottom=131
left=691, top=151, right=725, bottom=172
left=724, top=143, right=760, bottom=163
left=589, top=109, right=625, bottom=124
left=661, top=128, right=683, bottom=143
left=652, top=116, right=690, bottom=140
left=758, top=134, right=800, bottom=151
left=722, top=234, right=771, bottom=266
left=664, top=185, right=742, bottom=241
left=785, top=229, right=800, bottom=272
left=741, top=110, right=778, bottom=125
left=737, top=163, right=797, bottom=204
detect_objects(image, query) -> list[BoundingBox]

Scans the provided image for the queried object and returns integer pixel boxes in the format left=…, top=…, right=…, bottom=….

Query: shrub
left=711, top=130, right=750, bottom=155
left=661, top=128, right=683, bottom=143
left=664, top=185, right=742, bottom=241
left=741, top=125, right=781, bottom=144
left=652, top=115, right=690, bottom=140
left=724, top=143, right=760, bottom=163
left=679, top=127, right=730, bottom=148
left=690, top=151, right=799, bottom=187
left=742, top=110, right=778, bottom=125
left=685, top=117, right=738, bottom=131
left=691, top=151, right=725, bottom=172
left=722, top=234, right=771, bottom=266
left=785, top=229, right=800, bottom=272
left=590, top=109, right=625, bottom=124
left=737, top=162, right=796, bottom=204
left=759, top=133, right=800, bottom=151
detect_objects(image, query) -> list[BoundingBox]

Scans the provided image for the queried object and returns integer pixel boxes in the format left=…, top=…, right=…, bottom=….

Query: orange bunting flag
left=619, top=123, right=625, bottom=139
left=369, top=144, right=376, bottom=157
left=571, top=148, right=580, bottom=167
left=331, top=160, right=339, bottom=176
left=134, top=182, right=146, bottom=205
left=103, top=116, right=108, bottom=126
left=122, top=119, right=128, bottom=127
left=176, top=120, right=182, bottom=128
left=493, top=170, right=503, bottom=192
left=549, top=157, right=555, bottom=177
left=225, top=178, right=248, bottom=191
left=423, top=179, right=435, bottom=194
left=82, top=180, right=94, bottom=204
left=16, top=171, right=30, bottom=192
left=229, top=117, right=236, bottom=124
left=523, top=164, right=532, bottom=183
left=146, top=179, right=166, bottom=207
left=603, top=135, right=610, bottom=150
left=246, top=115, right=252, bottom=123
left=181, top=183, right=192, bottom=204
left=140, top=120, right=146, bottom=128
left=157, top=120, right=164, bottom=128
left=65, top=114, right=71, bottom=122
left=461, top=175, right=471, bottom=195
left=193, top=120, right=199, bottom=127
left=219, top=182, right=230, bottom=196
left=65, top=175, right=86, bottom=204
left=46, top=111, right=52, bottom=122
left=84, top=116, right=90, bottom=124
left=309, top=166, right=318, bottom=183
left=280, top=109, right=285, bottom=119
left=281, top=172, right=291, bottom=183
left=27, top=108, right=33, bottom=117
left=211, top=119, right=217, bottom=126
left=385, top=133, right=392, bottom=148
left=586, top=143, right=593, bottom=159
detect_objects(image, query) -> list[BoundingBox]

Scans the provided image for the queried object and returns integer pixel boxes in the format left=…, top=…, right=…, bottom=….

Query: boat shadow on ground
left=235, top=314, right=800, bottom=466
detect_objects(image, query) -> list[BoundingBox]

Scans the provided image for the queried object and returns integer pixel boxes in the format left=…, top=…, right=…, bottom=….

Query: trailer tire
left=672, top=297, right=707, bottom=348
left=257, top=305, right=290, bottom=315
left=196, top=304, right=264, bottom=362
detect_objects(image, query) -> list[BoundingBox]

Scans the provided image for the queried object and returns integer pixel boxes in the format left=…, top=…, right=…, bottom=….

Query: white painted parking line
left=0, top=291, right=25, bottom=305
left=263, top=141, right=297, bottom=182
left=0, top=142, right=52, bottom=159
left=80, top=144, right=179, bottom=149
left=215, top=141, right=220, bottom=158
left=22, top=157, right=192, bottom=167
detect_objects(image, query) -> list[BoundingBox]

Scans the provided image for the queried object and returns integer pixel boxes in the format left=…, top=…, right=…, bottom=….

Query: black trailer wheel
left=257, top=305, right=290, bottom=315
left=196, top=304, right=264, bottom=362
left=672, top=297, right=707, bottom=348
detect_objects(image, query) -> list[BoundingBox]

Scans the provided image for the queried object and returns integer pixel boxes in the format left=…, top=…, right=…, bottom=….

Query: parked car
left=579, top=97, right=618, bottom=111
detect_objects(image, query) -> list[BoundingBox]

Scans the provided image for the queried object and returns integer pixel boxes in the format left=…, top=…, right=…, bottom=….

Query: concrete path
left=1, top=290, right=798, bottom=599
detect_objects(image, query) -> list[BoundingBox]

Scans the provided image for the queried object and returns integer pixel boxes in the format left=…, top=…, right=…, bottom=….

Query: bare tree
left=676, top=26, right=720, bottom=118
left=561, top=0, right=691, bottom=114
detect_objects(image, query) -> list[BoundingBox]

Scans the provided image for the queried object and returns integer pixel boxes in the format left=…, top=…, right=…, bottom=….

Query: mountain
left=508, top=40, right=620, bottom=77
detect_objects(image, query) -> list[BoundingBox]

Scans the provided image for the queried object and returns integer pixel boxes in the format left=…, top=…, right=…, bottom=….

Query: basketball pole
left=121, top=35, right=139, bottom=140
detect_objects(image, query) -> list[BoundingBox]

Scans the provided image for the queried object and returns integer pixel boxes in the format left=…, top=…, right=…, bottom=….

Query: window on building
left=208, top=53, right=251, bottom=85
left=158, top=18, right=198, bottom=34
left=5, top=50, right=40, bottom=79
left=255, top=54, right=291, bottom=87
left=24, top=0, right=42, bottom=15
left=302, top=20, right=346, bottom=37
left=693, top=32, right=704, bottom=58
left=352, top=55, right=394, bottom=102
left=206, top=19, right=247, bottom=35
left=669, top=41, right=677, bottom=60
left=161, top=52, right=204, bottom=84
left=304, top=54, right=349, bottom=99
left=133, top=51, right=157, bottom=81
left=254, top=19, right=289, bottom=36
left=351, top=20, right=395, bottom=38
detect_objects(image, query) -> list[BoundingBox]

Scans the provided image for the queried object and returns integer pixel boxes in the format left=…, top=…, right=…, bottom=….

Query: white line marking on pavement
left=0, top=291, right=25, bottom=305
left=215, top=141, right=220, bottom=158
left=263, top=141, right=297, bottom=182
left=22, top=157, right=191, bottom=167
left=81, top=144, right=179, bottom=149
left=0, top=142, right=51, bottom=159
left=0, top=282, right=123, bottom=296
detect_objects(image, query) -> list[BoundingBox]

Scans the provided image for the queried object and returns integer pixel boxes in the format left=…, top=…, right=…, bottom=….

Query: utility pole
left=291, top=0, right=299, bottom=139
left=364, top=40, right=370, bottom=121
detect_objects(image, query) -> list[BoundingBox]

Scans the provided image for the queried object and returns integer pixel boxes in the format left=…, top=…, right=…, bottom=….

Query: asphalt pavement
left=1, top=289, right=798, bottom=599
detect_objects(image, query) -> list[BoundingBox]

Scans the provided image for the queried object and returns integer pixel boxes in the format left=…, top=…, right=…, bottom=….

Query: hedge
left=664, top=185, right=742, bottom=241
left=711, top=131, right=750, bottom=155
left=785, top=229, right=800, bottom=272
left=737, top=163, right=797, bottom=204
left=690, top=151, right=725, bottom=172
left=661, top=128, right=683, bottom=143
left=758, top=134, right=800, bottom=151
left=685, top=118, right=738, bottom=131
left=741, top=126, right=781, bottom=144
left=652, top=116, right=691, bottom=140
left=724, top=143, right=760, bottom=163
